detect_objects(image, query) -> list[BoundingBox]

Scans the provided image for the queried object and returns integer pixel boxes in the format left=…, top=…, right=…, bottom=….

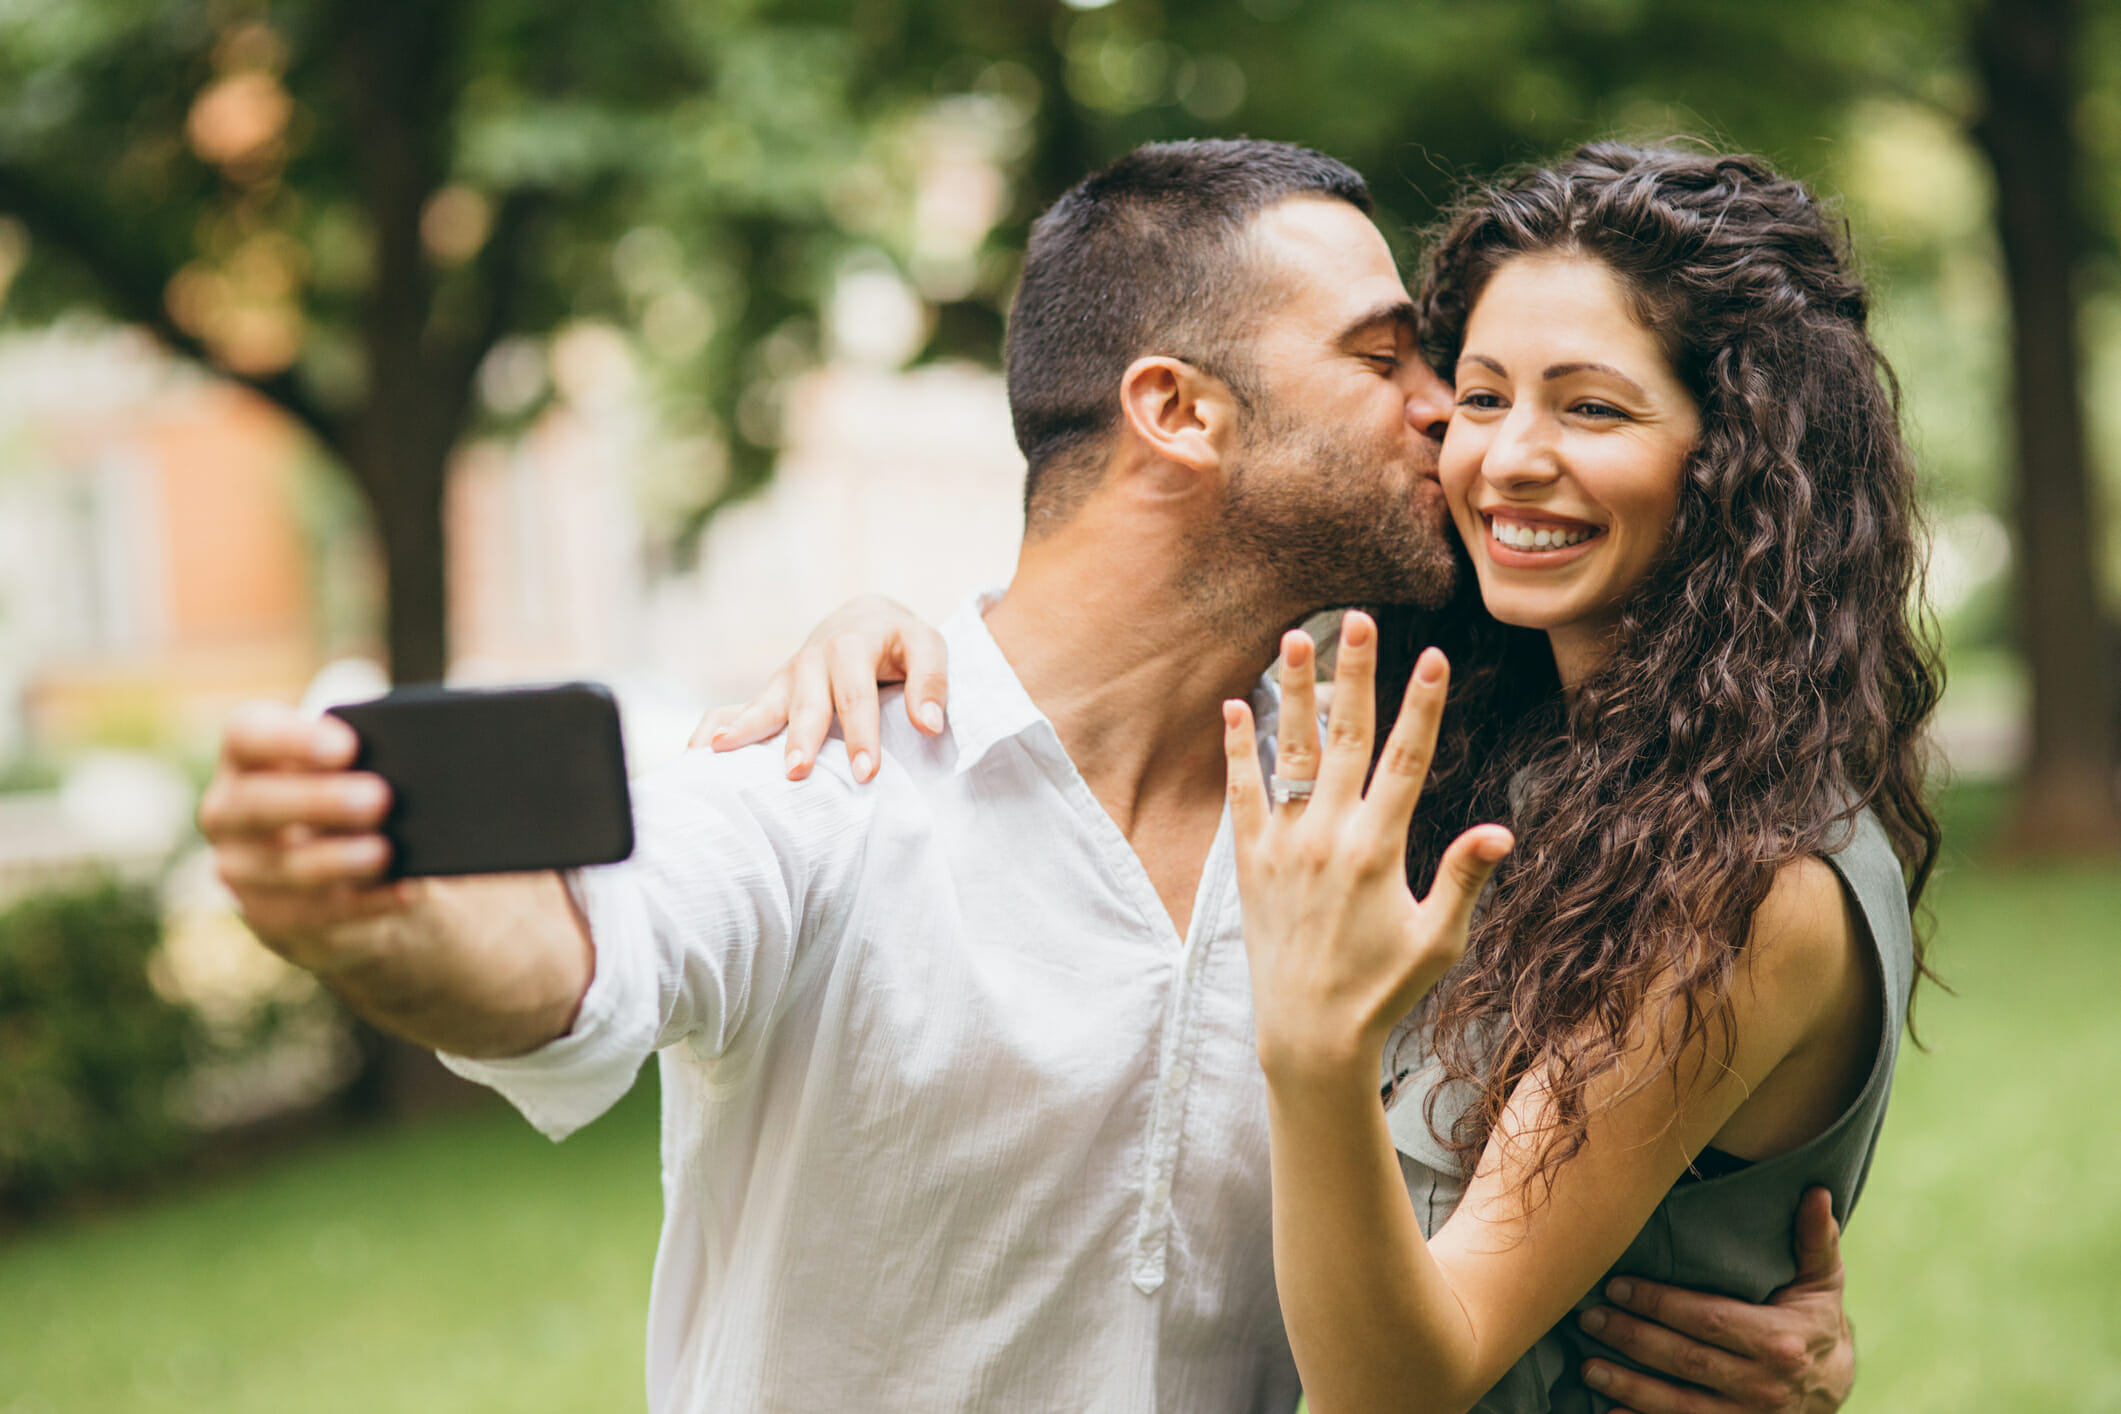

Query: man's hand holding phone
left=201, top=702, right=410, bottom=969
left=199, top=699, right=597, bottom=1060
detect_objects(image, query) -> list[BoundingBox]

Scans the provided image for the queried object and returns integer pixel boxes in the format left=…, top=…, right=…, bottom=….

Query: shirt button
left=1153, top=1178, right=1172, bottom=1205
left=1165, top=1063, right=1191, bottom=1091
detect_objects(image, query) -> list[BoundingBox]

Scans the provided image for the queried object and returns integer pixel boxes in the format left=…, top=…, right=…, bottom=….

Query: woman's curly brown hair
left=1373, top=143, right=1944, bottom=1192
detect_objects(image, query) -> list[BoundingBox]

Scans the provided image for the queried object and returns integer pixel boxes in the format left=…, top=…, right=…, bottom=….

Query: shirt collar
left=938, top=587, right=1284, bottom=778
left=939, top=589, right=1053, bottom=776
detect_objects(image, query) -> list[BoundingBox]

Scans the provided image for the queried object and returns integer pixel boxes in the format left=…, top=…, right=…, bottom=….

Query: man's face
left=1212, top=198, right=1458, bottom=612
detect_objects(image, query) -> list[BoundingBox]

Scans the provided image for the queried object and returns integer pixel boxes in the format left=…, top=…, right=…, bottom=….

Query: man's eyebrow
left=1334, top=301, right=1419, bottom=347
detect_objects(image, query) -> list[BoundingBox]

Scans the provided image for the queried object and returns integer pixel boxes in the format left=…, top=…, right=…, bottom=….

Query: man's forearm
left=307, top=872, right=595, bottom=1059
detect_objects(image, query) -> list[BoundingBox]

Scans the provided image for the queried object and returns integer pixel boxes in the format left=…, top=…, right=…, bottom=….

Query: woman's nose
left=1482, top=406, right=1562, bottom=491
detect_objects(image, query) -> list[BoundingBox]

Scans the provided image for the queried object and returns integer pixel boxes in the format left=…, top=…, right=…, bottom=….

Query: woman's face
left=1439, top=253, right=1701, bottom=678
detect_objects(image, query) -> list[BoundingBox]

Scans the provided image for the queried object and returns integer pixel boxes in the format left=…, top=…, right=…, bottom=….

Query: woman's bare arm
left=1225, top=616, right=1868, bottom=1414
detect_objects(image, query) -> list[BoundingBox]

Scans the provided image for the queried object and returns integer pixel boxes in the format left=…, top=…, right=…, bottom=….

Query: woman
left=704, top=144, right=1939, bottom=1412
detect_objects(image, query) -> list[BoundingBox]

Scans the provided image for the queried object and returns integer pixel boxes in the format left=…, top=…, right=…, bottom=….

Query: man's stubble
left=1186, top=403, right=1459, bottom=638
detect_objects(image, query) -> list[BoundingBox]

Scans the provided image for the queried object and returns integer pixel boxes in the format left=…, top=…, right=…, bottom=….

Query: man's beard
left=1188, top=406, right=1458, bottom=629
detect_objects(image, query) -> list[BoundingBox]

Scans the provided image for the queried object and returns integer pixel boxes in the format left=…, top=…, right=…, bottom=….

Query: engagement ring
left=1268, top=775, right=1316, bottom=804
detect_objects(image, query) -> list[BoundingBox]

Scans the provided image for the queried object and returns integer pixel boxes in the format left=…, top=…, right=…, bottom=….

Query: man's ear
left=1118, top=356, right=1241, bottom=475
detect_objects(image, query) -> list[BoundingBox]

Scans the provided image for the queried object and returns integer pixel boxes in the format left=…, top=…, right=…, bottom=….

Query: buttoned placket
left=1011, top=718, right=1239, bottom=1297
left=1127, top=812, right=1231, bottom=1293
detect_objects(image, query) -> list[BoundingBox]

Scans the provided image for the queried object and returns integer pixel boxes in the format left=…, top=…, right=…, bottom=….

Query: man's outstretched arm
left=198, top=702, right=594, bottom=1059
left=1575, top=1187, right=1854, bottom=1414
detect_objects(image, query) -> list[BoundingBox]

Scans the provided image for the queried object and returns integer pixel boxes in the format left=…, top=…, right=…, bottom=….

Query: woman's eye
left=1573, top=400, right=1627, bottom=420
left=1456, top=390, right=1505, bottom=410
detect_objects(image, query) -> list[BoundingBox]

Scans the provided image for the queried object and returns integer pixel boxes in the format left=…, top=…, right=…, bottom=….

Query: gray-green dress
left=1383, top=810, right=1913, bottom=1413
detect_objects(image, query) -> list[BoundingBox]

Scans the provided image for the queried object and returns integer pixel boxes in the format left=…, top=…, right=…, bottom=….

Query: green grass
left=1, top=793, right=2115, bottom=1412
left=1840, top=830, right=2121, bottom=1409
left=0, top=1084, right=663, bottom=1413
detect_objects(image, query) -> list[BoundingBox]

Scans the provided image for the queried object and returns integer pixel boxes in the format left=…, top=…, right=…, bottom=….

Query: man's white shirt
left=443, top=594, right=1298, bottom=1414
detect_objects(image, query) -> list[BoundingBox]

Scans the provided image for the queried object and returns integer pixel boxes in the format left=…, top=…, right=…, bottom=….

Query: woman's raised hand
left=1222, top=611, right=1513, bottom=1079
left=688, top=594, right=950, bottom=783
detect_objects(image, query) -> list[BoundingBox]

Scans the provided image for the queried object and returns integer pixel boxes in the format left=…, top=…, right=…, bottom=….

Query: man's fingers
left=217, top=831, right=393, bottom=890
left=1364, top=646, right=1449, bottom=830
left=900, top=625, right=951, bottom=736
left=1579, top=1349, right=1735, bottom=1414
left=222, top=701, right=361, bottom=773
left=1274, top=631, right=1321, bottom=809
left=1601, top=1277, right=1764, bottom=1355
left=827, top=635, right=887, bottom=783
left=1313, top=610, right=1378, bottom=810
left=1580, top=1303, right=1750, bottom=1406
left=1789, top=1185, right=1844, bottom=1286
left=201, top=771, right=391, bottom=839
left=1224, top=699, right=1269, bottom=841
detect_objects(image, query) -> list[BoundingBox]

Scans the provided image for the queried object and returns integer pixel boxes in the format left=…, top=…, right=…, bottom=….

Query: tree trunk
left=1969, top=0, right=2121, bottom=854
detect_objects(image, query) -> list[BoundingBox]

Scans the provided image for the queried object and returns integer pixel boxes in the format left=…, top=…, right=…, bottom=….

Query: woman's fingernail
left=786, top=750, right=806, bottom=777
left=1416, top=648, right=1445, bottom=685
left=1343, top=613, right=1372, bottom=646
left=852, top=751, right=874, bottom=780
left=918, top=702, right=945, bottom=733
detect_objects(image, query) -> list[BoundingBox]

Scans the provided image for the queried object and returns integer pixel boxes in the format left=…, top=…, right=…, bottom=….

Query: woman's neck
left=1545, top=620, right=1616, bottom=695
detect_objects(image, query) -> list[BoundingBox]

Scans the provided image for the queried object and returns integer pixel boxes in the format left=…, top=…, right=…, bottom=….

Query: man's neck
left=983, top=499, right=1298, bottom=847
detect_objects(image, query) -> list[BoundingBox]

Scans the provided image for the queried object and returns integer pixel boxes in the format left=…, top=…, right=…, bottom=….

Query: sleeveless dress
left=1381, top=810, right=1914, bottom=1413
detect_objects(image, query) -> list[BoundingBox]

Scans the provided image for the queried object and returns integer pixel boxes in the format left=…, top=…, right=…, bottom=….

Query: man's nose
left=1403, top=360, right=1452, bottom=441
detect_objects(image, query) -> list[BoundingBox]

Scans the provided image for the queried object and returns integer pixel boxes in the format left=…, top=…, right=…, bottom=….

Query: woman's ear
left=1119, top=356, right=1241, bottom=475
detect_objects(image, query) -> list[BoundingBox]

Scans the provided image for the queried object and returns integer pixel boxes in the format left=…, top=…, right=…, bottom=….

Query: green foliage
left=0, top=878, right=202, bottom=1216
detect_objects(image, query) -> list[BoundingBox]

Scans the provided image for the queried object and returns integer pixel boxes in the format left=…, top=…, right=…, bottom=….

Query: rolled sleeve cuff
left=439, top=864, right=659, bottom=1141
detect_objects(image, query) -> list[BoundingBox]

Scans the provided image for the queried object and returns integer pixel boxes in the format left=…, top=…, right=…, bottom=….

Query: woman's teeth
left=1491, top=517, right=1596, bottom=551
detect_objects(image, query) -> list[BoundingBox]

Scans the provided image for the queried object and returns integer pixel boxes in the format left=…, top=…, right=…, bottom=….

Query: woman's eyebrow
left=1456, top=353, right=1506, bottom=377
left=1544, top=361, right=1649, bottom=398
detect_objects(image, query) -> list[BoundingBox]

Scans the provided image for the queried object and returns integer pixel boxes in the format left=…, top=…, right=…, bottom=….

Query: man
left=202, top=140, right=1854, bottom=1412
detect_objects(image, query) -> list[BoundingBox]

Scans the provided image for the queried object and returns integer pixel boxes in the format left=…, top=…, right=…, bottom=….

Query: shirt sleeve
left=440, top=742, right=872, bottom=1140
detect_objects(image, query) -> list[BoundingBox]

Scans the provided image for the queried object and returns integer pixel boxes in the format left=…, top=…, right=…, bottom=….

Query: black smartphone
left=327, top=682, right=634, bottom=879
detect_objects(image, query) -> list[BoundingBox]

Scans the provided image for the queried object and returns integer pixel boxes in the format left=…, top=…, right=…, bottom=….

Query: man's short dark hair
left=1005, top=139, right=1373, bottom=526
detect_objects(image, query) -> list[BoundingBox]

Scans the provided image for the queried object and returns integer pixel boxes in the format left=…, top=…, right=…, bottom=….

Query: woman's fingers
left=703, top=672, right=795, bottom=753
left=1364, top=646, right=1449, bottom=831
left=1420, top=825, right=1513, bottom=959
left=1223, top=699, right=1270, bottom=842
left=689, top=704, right=744, bottom=750
left=827, top=634, right=886, bottom=782
left=899, top=624, right=950, bottom=736
left=1273, top=631, right=1321, bottom=811
left=781, top=649, right=836, bottom=779
left=1313, top=610, right=1379, bottom=812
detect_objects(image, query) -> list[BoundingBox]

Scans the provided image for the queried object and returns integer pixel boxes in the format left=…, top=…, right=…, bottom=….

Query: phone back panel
left=329, top=683, right=633, bottom=878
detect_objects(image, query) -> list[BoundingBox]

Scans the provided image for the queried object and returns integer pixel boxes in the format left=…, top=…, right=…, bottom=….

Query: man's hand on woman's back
left=1576, top=1187, right=1854, bottom=1413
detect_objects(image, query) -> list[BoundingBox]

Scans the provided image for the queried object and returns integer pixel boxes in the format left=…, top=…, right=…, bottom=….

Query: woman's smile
left=1480, top=508, right=1604, bottom=563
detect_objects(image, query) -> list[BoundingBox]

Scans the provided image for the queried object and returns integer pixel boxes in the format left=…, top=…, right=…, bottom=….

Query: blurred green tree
left=0, top=0, right=874, bottom=684
left=0, top=0, right=2111, bottom=844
